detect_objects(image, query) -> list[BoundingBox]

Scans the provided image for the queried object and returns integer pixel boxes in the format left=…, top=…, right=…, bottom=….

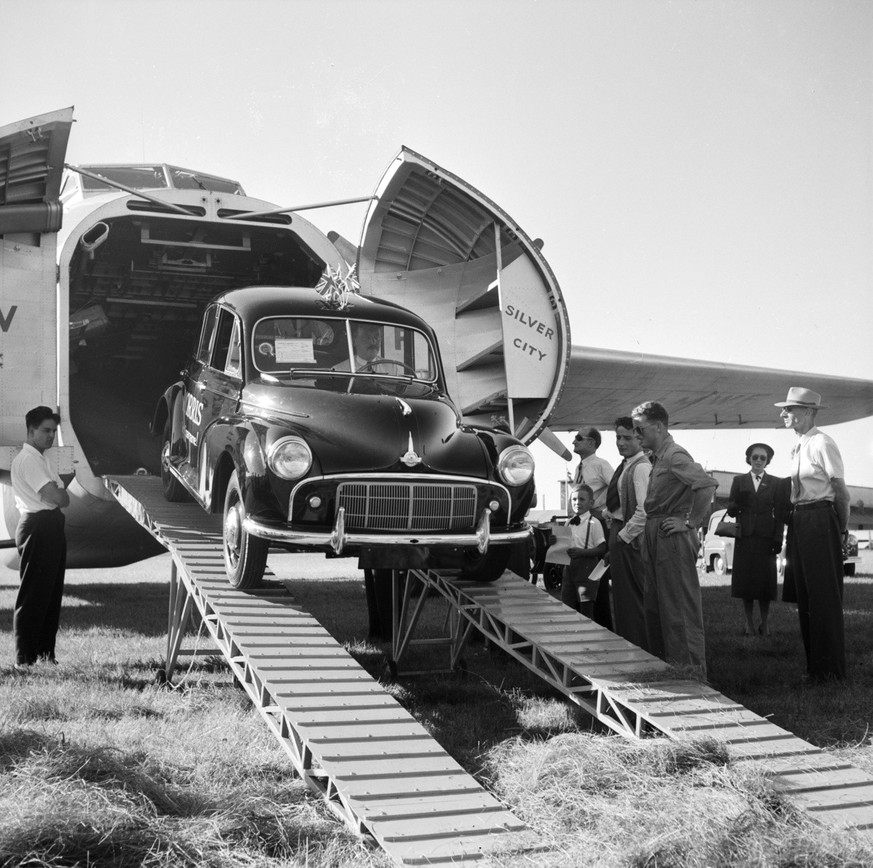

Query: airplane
left=2, top=106, right=872, bottom=567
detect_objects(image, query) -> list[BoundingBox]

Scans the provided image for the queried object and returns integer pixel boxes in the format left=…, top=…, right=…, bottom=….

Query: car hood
left=242, top=385, right=490, bottom=476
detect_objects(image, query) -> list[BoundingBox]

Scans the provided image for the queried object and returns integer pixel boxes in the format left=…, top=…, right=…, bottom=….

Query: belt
left=793, top=500, right=833, bottom=511
left=646, top=513, right=687, bottom=521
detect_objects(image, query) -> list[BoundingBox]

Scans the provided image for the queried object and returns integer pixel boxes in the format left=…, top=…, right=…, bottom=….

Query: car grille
left=337, top=481, right=477, bottom=531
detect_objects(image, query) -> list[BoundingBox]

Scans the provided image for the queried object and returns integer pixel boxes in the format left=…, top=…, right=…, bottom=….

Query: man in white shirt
left=334, top=322, right=384, bottom=371
left=776, top=387, right=850, bottom=682
left=604, top=416, right=652, bottom=649
left=571, top=428, right=614, bottom=517
left=10, top=406, right=70, bottom=666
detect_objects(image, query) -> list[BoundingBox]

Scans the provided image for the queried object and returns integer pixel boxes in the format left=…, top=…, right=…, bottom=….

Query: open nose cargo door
left=354, top=147, right=571, bottom=449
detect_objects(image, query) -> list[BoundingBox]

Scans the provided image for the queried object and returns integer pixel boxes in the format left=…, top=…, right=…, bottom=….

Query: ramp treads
left=423, top=570, right=873, bottom=837
left=107, top=475, right=541, bottom=865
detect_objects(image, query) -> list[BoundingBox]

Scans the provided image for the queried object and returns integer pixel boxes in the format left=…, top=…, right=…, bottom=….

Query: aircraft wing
left=546, top=345, right=873, bottom=430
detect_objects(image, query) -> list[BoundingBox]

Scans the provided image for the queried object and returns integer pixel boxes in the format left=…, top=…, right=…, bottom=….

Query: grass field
left=2, top=548, right=873, bottom=867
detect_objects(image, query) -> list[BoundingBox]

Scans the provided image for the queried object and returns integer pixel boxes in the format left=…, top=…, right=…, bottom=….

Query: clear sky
left=5, top=0, right=872, bottom=503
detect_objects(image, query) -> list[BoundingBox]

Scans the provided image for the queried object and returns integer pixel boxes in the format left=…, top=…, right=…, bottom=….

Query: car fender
left=469, top=427, right=536, bottom=523
left=198, top=419, right=248, bottom=509
left=152, top=382, right=184, bottom=437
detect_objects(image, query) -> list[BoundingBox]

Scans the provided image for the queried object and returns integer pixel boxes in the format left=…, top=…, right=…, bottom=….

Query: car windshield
left=251, top=317, right=439, bottom=397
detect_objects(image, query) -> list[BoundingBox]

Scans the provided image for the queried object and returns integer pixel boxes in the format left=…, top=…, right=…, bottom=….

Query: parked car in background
left=702, top=508, right=859, bottom=577
left=701, top=509, right=736, bottom=576
left=843, top=532, right=860, bottom=576
left=153, top=286, right=536, bottom=589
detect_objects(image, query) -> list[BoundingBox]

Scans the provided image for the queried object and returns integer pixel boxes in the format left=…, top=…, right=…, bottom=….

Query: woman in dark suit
left=727, top=443, right=785, bottom=636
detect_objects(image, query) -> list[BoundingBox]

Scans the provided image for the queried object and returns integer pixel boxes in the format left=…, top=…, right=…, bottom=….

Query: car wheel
left=712, top=554, right=727, bottom=577
left=223, top=470, right=268, bottom=590
left=543, top=563, right=564, bottom=593
left=161, top=422, right=191, bottom=502
left=844, top=563, right=856, bottom=577
left=457, top=545, right=511, bottom=583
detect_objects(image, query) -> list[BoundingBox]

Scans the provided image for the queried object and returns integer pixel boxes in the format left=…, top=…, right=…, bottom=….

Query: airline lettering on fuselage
left=513, top=338, right=548, bottom=362
left=504, top=303, right=552, bottom=363
left=184, top=392, right=203, bottom=427
left=503, top=304, right=555, bottom=340
left=0, top=306, right=18, bottom=332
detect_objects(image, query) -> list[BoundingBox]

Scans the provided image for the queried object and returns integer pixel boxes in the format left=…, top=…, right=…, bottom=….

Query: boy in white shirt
left=560, top=484, right=607, bottom=614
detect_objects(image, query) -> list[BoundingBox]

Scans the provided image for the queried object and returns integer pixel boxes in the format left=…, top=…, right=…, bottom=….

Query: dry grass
left=1, top=551, right=873, bottom=866
left=483, top=734, right=873, bottom=867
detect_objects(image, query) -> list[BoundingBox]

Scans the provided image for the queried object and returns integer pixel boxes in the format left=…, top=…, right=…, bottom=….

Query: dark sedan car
left=153, top=286, right=535, bottom=588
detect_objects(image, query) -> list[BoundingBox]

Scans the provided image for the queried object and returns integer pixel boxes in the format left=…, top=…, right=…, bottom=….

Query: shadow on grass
left=701, top=577, right=873, bottom=747
left=0, top=581, right=170, bottom=636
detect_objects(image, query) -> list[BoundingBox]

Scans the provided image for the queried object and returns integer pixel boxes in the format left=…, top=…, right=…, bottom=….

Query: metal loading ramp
left=398, top=569, right=873, bottom=838
left=107, top=476, right=541, bottom=867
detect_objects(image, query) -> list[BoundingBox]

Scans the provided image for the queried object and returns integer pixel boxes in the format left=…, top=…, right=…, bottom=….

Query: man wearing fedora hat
left=776, top=386, right=850, bottom=682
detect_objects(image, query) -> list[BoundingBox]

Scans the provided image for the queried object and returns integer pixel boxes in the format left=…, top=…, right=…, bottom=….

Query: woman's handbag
left=715, top=518, right=741, bottom=539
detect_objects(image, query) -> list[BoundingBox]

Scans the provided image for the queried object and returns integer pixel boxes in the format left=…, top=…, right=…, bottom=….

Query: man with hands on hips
left=631, top=401, right=717, bottom=679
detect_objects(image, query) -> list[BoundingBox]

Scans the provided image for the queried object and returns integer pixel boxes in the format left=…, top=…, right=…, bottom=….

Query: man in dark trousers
left=776, top=387, right=850, bottom=682
left=10, top=406, right=71, bottom=666
left=604, top=416, right=651, bottom=649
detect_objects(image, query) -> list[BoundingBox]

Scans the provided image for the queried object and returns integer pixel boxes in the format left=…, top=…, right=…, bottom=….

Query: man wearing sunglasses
left=631, top=401, right=717, bottom=679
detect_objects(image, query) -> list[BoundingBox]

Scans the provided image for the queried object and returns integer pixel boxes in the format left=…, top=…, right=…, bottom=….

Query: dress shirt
left=617, top=452, right=652, bottom=544
left=791, top=426, right=844, bottom=504
left=11, top=444, right=63, bottom=514
left=573, top=454, right=614, bottom=511
left=566, top=511, right=606, bottom=549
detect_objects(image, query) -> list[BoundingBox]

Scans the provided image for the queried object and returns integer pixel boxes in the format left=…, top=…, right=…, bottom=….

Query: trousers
left=14, top=509, right=66, bottom=664
left=789, top=504, right=845, bottom=680
left=641, top=520, right=707, bottom=679
left=608, top=521, right=647, bottom=649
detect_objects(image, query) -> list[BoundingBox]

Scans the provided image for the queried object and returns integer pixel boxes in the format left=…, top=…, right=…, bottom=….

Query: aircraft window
left=81, top=166, right=168, bottom=191
left=196, top=306, right=218, bottom=364
left=169, top=167, right=243, bottom=195
left=211, top=309, right=237, bottom=371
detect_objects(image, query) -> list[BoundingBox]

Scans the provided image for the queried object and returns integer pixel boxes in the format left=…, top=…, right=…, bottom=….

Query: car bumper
left=242, top=505, right=531, bottom=555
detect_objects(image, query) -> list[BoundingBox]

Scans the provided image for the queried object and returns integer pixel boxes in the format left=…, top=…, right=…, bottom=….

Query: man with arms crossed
left=631, top=401, right=717, bottom=679
left=776, top=387, right=850, bottom=682
left=604, top=417, right=651, bottom=649
left=11, top=406, right=70, bottom=666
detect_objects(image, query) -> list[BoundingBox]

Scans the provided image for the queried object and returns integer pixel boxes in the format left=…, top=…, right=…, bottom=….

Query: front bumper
left=243, top=505, right=531, bottom=555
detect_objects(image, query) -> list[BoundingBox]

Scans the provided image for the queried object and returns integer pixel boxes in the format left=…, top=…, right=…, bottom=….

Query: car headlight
left=267, top=436, right=312, bottom=480
left=497, top=445, right=534, bottom=486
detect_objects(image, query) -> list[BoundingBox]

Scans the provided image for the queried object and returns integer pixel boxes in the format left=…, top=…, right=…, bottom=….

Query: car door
left=191, top=307, right=242, bottom=481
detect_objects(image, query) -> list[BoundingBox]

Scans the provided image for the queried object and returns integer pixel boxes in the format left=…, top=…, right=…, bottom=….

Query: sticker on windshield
left=275, top=339, right=316, bottom=364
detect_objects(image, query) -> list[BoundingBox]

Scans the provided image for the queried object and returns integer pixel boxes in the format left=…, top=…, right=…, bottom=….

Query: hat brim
left=774, top=401, right=825, bottom=408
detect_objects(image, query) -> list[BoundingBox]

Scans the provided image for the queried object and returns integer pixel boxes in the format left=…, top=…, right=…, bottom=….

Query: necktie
left=606, top=460, right=626, bottom=514
left=754, top=474, right=761, bottom=488
left=569, top=516, right=581, bottom=526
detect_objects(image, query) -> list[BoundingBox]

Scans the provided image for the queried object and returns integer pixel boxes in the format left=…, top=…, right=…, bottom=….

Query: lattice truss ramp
left=394, top=569, right=873, bottom=838
left=108, top=476, right=542, bottom=867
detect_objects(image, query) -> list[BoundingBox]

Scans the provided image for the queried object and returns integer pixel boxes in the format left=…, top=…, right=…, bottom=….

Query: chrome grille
left=337, top=481, right=477, bottom=531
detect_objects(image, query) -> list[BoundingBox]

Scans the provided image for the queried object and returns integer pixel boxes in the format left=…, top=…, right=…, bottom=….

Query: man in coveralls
left=631, top=401, right=717, bottom=679
left=776, top=387, right=850, bottom=682
left=11, top=406, right=70, bottom=666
